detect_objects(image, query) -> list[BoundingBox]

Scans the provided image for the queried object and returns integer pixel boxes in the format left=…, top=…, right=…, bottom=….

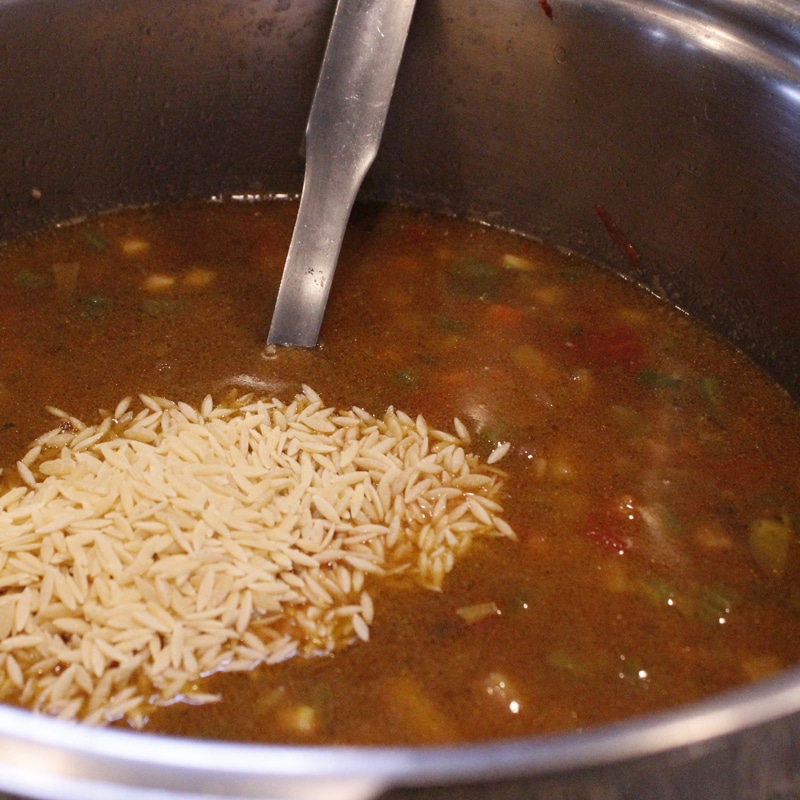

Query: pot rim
left=0, top=664, right=798, bottom=794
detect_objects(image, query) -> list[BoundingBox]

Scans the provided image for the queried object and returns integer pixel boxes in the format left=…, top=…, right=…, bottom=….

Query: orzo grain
left=0, top=387, right=513, bottom=725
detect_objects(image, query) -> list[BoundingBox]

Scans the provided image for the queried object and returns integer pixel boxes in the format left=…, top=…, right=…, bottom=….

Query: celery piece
left=13, top=269, right=47, bottom=290
left=141, top=298, right=184, bottom=317
left=392, top=368, right=416, bottom=388
left=639, top=576, right=678, bottom=609
left=749, top=518, right=792, bottom=577
left=480, top=424, right=511, bottom=449
left=617, top=655, right=650, bottom=685
left=696, top=584, right=736, bottom=625
left=81, top=295, right=111, bottom=320
left=83, top=230, right=110, bottom=252
left=547, top=650, right=590, bottom=676
left=433, top=314, right=465, bottom=332
left=447, top=258, right=498, bottom=300
left=637, top=369, right=681, bottom=390
left=508, top=587, right=536, bottom=614
left=699, top=375, right=728, bottom=425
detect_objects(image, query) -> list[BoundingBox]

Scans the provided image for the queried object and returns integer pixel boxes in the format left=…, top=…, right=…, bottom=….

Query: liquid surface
left=1, top=200, right=799, bottom=744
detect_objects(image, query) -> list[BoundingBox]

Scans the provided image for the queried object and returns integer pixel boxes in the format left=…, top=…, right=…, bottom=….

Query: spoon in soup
left=267, top=0, right=418, bottom=348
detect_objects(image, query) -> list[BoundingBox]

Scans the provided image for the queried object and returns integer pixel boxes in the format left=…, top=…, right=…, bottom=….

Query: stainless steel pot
left=0, top=0, right=799, bottom=798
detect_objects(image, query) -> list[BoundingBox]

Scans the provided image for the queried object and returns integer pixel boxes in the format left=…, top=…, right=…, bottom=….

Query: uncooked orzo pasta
left=0, top=386, right=514, bottom=726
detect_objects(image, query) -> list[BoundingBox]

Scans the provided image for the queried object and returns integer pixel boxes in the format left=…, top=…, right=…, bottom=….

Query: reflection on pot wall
left=368, top=0, right=800, bottom=399
left=0, top=0, right=334, bottom=229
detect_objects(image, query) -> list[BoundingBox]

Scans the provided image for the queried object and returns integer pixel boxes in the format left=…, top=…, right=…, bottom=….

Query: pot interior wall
left=0, top=0, right=798, bottom=396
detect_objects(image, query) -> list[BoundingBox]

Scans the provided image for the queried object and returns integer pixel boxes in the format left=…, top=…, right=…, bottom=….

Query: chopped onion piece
left=456, top=601, right=500, bottom=624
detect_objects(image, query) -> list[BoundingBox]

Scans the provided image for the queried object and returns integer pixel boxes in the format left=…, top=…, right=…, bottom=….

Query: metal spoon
left=267, top=0, right=417, bottom=348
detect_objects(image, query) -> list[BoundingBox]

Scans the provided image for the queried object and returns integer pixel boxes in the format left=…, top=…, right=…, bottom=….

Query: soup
left=0, top=199, right=799, bottom=744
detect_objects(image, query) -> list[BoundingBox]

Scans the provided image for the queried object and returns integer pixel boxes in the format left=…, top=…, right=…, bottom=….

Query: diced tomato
left=582, top=499, right=641, bottom=554
left=402, top=224, right=429, bottom=245
left=484, top=303, right=524, bottom=328
left=584, top=526, right=630, bottom=554
left=571, top=323, right=646, bottom=371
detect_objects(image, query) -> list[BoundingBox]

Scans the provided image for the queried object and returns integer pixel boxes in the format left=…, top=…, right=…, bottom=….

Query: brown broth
left=1, top=199, right=800, bottom=743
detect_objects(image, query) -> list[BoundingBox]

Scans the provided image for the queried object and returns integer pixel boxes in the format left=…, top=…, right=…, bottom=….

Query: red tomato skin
left=571, top=323, right=646, bottom=371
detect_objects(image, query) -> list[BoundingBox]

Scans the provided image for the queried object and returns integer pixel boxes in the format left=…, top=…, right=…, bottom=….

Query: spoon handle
left=267, top=0, right=417, bottom=347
